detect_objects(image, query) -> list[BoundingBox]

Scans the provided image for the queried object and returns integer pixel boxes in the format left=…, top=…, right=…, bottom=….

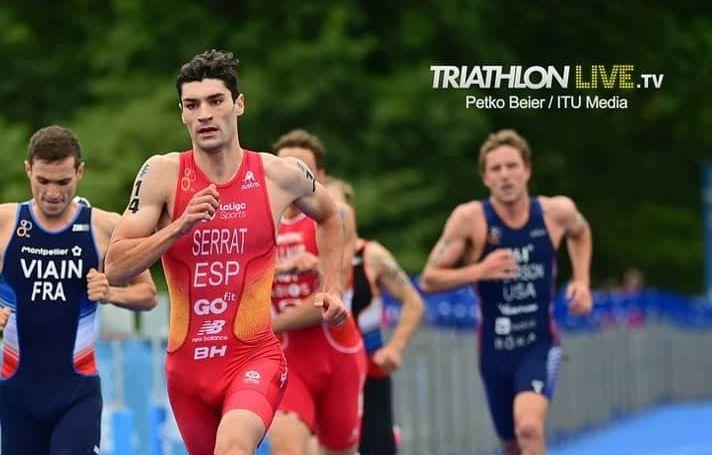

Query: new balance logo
left=197, top=320, right=226, bottom=336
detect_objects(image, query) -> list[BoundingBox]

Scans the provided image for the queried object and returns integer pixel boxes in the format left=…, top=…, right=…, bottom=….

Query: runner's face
left=180, top=78, right=243, bottom=153
left=25, top=157, right=83, bottom=218
left=482, top=145, right=530, bottom=204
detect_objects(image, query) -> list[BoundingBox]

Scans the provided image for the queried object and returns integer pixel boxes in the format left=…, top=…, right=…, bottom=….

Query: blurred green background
left=1, top=1, right=710, bottom=292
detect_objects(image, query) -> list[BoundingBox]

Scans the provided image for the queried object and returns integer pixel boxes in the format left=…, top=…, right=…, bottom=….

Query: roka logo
left=193, top=298, right=228, bottom=316
left=241, top=171, right=260, bottom=190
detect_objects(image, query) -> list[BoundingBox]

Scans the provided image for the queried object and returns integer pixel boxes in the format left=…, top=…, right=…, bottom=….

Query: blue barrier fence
left=383, top=285, right=712, bottom=331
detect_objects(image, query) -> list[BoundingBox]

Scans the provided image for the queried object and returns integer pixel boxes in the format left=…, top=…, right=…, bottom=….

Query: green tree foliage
left=1, top=1, right=710, bottom=292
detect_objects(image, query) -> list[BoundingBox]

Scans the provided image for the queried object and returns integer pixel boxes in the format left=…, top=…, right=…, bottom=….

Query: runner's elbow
left=411, top=295, right=426, bottom=315
left=139, top=286, right=159, bottom=311
left=105, top=262, right=129, bottom=286
left=419, top=270, right=438, bottom=293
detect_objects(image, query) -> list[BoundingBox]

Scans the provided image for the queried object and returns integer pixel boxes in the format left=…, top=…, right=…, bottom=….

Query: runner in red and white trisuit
left=105, top=50, right=348, bottom=455
left=269, top=130, right=366, bottom=455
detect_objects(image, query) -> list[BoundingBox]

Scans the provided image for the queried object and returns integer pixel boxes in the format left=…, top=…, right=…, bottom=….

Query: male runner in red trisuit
left=105, top=51, right=348, bottom=455
left=268, top=130, right=366, bottom=455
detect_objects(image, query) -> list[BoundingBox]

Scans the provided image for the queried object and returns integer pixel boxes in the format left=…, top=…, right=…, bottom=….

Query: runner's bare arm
left=337, top=202, right=357, bottom=288
left=0, top=203, right=18, bottom=274
left=552, top=196, right=593, bottom=314
left=0, top=204, right=19, bottom=327
left=87, top=267, right=157, bottom=311
left=272, top=203, right=356, bottom=332
left=369, top=243, right=424, bottom=361
left=270, top=156, right=347, bottom=325
left=89, top=210, right=157, bottom=311
left=272, top=204, right=357, bottom=332
left=552, top=196, right=592, bottom=285
left=420, top=204, right=481, bottom=292
left=271, top=295, right=323, bottom=333
left=105, top=155, right=219, bottom=284
left=0, top=307, right=9, bottom=330
left=290, top=166, right=344, bottom=294
left=563, top=198, right=592, bottom=280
